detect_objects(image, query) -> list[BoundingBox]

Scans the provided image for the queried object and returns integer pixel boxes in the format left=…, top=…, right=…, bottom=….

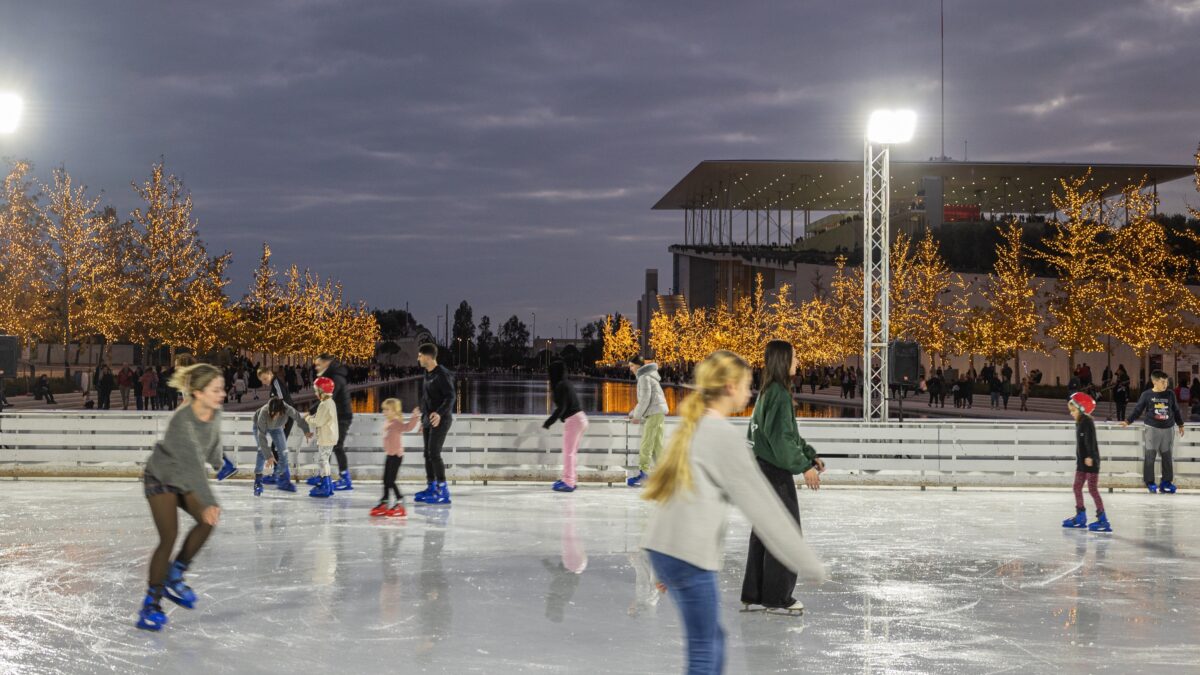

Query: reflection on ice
left=0, top=482, right=1198, bottom=673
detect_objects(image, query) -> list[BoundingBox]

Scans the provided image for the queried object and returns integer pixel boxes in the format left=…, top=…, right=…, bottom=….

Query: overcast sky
left=2, top=0, right=1198, bottom=337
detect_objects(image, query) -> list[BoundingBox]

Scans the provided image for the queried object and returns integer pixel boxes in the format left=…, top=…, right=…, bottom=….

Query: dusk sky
left=2, top=0, right=1198, bottom=338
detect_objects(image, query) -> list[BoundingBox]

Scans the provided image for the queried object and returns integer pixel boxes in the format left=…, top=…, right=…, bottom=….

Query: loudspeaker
left=0, top=335, right=18, bottom=378
left=889, top=340, right=920, bottom=386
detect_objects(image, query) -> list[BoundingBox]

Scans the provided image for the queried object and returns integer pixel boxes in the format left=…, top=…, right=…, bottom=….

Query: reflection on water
left=351, top=376, right=860, bottom=418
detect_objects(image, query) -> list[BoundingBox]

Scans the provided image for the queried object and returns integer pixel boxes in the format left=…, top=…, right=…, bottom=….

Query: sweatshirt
left=1126, top=389, right=1184, bottom=429
left=383, top=415, right=421, bottom=456
left=748, top=382, right=819, bottom=475
left=143, top=405, right=224, bottom=508
left=306, top=397, right=339, bottom=446
left=630, top=363, right=669, bottom=420
left=641, top=414, right=825, bottom=578
left=1075, top=414, right=1100, bottom=474
left=544, top=379, right=583, bottom=429
left=419, top=365, right=456, bottom=429
left=253, top=402, right=311, bottom=459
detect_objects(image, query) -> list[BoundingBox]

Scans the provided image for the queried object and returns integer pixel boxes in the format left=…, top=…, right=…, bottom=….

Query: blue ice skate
left=306, top=475, right=322, bottom=486
left=163, top=561, right=196, bottom=609
left=276, top=471, right=297, bottom=492
left=135, top=592, right=168, bottom=631
left=333, top=470, right=354, bottom=491
left=1147, top=482, right=1158, bottom=494
left=261, top=473, right=277, bottom=485
left=1062, top=509, right=1087, bottom=529
left=552, top=481, right=576, bottom=493
left=1159, top=482, right=1177, bottom=494
left=431, top=482, right=452, bottom=504
left=216, top=456, right=238, bottom=481
left=626, top=470, right=647, bottom=488
left=308, top=476, right=333, bottom=498
left=414, top=481, right=436, bottom=503
left=1088, top=512, right=1112, bottom=532
left=253, top=476, right=263, bottom=497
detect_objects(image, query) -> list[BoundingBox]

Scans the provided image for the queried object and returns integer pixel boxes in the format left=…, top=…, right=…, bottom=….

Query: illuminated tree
left=602, top=314, right=640, bottom=364
left=826, top=255, right=863, bottom=364
left=903, top=228, right=964, bottom=366
left=1032, top=171, right=1108, bottom=371
left=957, top=222, right=1042, bottom=367
left=0, top=161, right=51, bottom=346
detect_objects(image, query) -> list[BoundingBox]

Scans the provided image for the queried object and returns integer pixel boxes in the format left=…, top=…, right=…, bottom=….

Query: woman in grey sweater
left=136, top=363, right=226, bottom=632
left=642, top=351, right=825, bottom=674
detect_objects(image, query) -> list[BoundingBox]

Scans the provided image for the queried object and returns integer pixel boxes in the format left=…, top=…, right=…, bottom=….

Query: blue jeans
left=647, top=549, right=724, bottom=675
left=255, top=428, right=289, bottom=476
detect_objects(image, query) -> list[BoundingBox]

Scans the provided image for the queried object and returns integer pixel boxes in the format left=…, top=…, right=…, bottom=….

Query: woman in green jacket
left=741, top=340, right=825, bottom=614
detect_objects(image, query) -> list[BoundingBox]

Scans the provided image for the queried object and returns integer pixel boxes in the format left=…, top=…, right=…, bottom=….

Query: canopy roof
left=651, top=159, right=1195, bottom=214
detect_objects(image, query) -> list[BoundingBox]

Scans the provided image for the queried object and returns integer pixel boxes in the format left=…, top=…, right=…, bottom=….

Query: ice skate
left=552, top=481, right=576, bottom=492
left=1147, top=482, right=1158, bottom=494
left=308, top=475, right=333, bottom=498
left=216, top=456, right=238, bottom=481
left=626, top=470, right=647, bottom=487
left=414, top=481, right=436, bottom=503
left=1062, top=509, right=1087, bottom=529
left=1088, top=512, right=1112, bottom=533
left=386, top=502, right=407, bottom=518
left=1160, top=482, right=1177, bottom=494
left=261, top=474, right=277, bottom=485
left=333, top=470, right=354, bottom=491
left=253, top=476, right=263, bottom=497
left=740, top=602, right=767, bottom=613
left=163, top=561, right=196, bottom=609
left=765, top=600, right=805, bottom=616
left=431, top=481, right=452, bottom=504
left=276, top=471, right=297, bottom=492
left=306, top=475, right=322, bottom=486
left=135, top=591, right=168, bottom=631
left=370, top=501, right=389, bottom=517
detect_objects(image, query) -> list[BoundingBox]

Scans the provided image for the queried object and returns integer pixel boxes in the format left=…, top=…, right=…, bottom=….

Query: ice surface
left=1, top=481, right=1198, bottom=674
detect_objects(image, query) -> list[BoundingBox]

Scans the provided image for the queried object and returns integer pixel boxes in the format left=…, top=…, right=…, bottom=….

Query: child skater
left=1063, top=392, right=1111, bottom=532
left=543, top=360, right=588, bottom=493
left=305, top=377, right=339, bottom=498
left=136, top=363, right=226, bottom=631
left=252, top=398, right=312, bottom=496
left=641, top=350, right=826, bottom=674
left=371, top=398, right=421, bottom=518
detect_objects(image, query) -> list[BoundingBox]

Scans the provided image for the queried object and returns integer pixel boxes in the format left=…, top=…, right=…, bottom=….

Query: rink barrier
left=0, top=412, right=1195, bottom=488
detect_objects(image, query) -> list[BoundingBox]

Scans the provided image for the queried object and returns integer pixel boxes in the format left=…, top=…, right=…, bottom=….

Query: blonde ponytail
left=643, top=350, right=750, bottom=503
left=168, top=363, right=222, bottom=397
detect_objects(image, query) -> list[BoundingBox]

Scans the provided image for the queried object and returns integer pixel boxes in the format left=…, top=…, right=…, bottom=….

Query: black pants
left=333, top=418, right=352, bottom=474
left=741, top=458, right=801, bottom=608
left=422, top=419, right=452, bottom=483
left=1115, top=402, right=1127, bottom=422
left=98, top=388, right=112, bottom=409
left=383, top=455, right=404, bottom=501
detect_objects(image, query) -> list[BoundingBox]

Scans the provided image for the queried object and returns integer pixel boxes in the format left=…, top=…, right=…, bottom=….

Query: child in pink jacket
left=371, top=397, right=421, bottom=518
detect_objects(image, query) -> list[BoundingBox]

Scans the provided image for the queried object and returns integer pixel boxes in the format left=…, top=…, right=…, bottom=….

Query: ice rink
left=1, top=480, right=1197, bottom=674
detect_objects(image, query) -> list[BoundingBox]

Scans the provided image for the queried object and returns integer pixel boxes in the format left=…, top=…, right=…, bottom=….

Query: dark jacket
left=544, top=362, right=582, bottom=429
left=419, top=365, right=456, bottom=429
left=748, top=382, right=818, bottom=475
left=269, top=376, right=294, bottom=407
left=1075, top=415, right=1100, bottom=473
left=319, top=361, right=353, bottom=421
left=1126, top=389, right=1184, bottom=429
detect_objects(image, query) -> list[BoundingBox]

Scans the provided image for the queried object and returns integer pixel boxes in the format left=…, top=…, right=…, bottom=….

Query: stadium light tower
left=862, top=109, right=916, bottom=423
left=0, top=92, right=23, bottom=134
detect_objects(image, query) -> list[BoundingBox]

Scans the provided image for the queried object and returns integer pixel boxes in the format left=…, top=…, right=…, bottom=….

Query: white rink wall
left=0, top=412, right=1195, bottom=488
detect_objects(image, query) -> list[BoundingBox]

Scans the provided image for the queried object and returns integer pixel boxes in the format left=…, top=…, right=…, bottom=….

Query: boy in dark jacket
left=1120, top=370, right=1185, bottom=494
left=1063, top=393, right=1110, bottom=532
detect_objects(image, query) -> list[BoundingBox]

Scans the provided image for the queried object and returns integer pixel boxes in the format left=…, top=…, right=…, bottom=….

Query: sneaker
left=626, top=470, right=647, bottom=488
left=369, top=502, right=389, bottom=517
left=1147, top=482, right=1158, bottom=494
left=1160, top=482, right=1177, bottom=494
left=386, top=503, right=407, bottom=518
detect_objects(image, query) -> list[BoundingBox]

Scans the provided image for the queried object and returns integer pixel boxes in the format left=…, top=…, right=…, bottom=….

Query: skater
left=544, top=359, right=588, bottom=493
left=304, top=377, right=339, bottom=498
left=741, top=340, right=824, bottom=616
left=641, top=350, right=825, bottom=675
left=258, top=366, right=295, bottom=485
left=415, top=344, right=455, bottom=504
left=135, top=363, right=226, bottom=631
left=1121, top=370, right=1185, bottom=494
left=626, top=355, right=668, bottom=488
left=1062, top=393, right=1111, bottom=532
left=251, top=398, right=311, bottom=496
left=314, top=354, right=355, bottom=491
left=371, top=397, right=421, bottom=518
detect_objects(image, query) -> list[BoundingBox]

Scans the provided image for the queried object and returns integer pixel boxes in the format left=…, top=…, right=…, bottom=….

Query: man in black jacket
left=416, top=343, right=456, bottom=504
left=315, top=354, right=355, bottom=491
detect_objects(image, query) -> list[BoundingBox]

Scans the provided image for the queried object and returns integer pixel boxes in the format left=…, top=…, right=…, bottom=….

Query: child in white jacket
left=305, top=377, right=339, bottom=498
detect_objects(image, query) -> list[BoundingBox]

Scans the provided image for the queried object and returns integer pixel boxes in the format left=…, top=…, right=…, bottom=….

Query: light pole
left=863, top=109, right=916, bottom=423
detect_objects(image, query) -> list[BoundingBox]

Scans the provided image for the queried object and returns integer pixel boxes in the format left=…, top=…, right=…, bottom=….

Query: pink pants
left=561, top=412, right=589, bottom=488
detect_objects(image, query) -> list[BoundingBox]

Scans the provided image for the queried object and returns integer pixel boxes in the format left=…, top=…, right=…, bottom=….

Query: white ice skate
left=764, top=600, right=805, bottom=616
